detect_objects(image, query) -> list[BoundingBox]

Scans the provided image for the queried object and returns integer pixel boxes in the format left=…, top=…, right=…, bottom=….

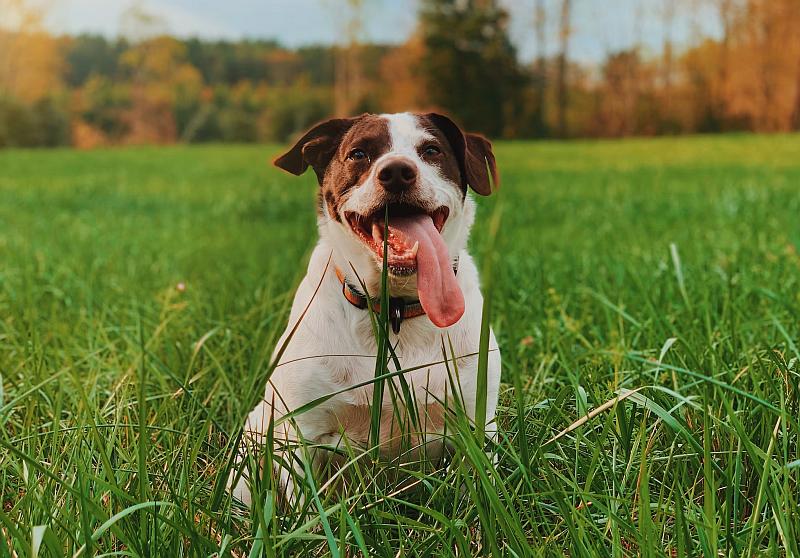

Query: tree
left=793, top=50, right=800, bottom=130
left=333, top=0, right=365, bottom=117
left=720, top=0, right=800, bottom=131
left=530, top=0, right=548, bottom=137
left=379, top=35, right=427, bottom=113
left=63, top=34, right=128, bottom=87
left=0, top=0, right=63, bottom=103
left=76, top=75, right=131, bottom=142
left=120, top=36, right=203, bottom=143
left=556, top=0, right=572, bottom=138
left=418, top=0, right=525, bottom=137
left=599, top=50, right=643, bottom=136
left=661, top=0, right=676, bottom=110
left=715, top=0, right=738, bottom=123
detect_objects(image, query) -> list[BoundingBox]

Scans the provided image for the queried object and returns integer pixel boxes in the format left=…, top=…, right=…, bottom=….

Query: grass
left=0, top=133, right=799, bottom=556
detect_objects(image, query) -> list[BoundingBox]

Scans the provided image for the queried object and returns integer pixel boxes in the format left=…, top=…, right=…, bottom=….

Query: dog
left=229, top=112, right=501, bottom=506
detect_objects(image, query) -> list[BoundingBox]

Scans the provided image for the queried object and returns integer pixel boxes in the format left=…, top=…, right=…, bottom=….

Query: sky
left=28, top=0, right=724, bottom=64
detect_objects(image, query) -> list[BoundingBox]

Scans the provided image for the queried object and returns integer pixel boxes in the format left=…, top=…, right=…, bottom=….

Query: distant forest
left=1, top=0, right=799, bottom=148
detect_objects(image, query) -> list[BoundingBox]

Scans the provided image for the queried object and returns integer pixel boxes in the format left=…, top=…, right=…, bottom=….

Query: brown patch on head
left=321, top=115, right=390, bottom=221
left=415, top=114, right=468, bottom=196
left=274, top=114, right=391, bottom=222
left=418, top=112, right=499, bottom=196
left=274, top=117, right=356, bottom=179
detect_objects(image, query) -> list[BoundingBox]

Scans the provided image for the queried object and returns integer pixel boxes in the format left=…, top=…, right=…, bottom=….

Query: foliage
left=0, top=94, right=70, bottom=148
left=1, top=135, right=799, bottom=555
left=62, top=34, right=129, bottom=88
left=0, top=27, right=63, bottom=104
left=1, top=1, right=800, bottom=147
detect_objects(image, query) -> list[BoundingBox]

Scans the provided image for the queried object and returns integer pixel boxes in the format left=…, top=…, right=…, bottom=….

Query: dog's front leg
left=230, top=398, right=333, bottom=510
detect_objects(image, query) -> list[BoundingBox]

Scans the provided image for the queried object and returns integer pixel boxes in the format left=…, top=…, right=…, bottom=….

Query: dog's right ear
left=274, top=118, right=357, bottom=180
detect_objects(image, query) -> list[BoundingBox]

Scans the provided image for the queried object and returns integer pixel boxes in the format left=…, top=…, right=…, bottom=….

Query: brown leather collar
left=334, top=262, right=457, bottom=334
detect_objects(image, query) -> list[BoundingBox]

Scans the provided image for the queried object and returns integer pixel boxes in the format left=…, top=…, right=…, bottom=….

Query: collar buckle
left=389, top=297, right=405, bottom=334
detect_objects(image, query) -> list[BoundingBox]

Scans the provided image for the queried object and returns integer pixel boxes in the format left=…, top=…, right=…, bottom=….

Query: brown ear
left=424, top=113, right=499, bottom=196
left=274, top=117, right=356, bottom=181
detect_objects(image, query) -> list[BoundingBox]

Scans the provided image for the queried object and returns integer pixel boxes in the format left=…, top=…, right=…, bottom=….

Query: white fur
left=230, top=113, right=501, bottom=507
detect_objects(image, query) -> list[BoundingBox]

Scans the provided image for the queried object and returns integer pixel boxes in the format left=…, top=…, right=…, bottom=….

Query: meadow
left=0, top=134, right=799, bottom=556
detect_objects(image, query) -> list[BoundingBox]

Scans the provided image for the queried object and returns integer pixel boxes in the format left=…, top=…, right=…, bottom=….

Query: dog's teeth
left=410, top=241, right=419, bottom=258
left=371, top=222, right=382, bottom=244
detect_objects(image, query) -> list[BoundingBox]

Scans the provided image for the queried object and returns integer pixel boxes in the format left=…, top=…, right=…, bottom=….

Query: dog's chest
left=319, top=314, right=465, bottom=406
left=317, top=319, right=465, bottom=453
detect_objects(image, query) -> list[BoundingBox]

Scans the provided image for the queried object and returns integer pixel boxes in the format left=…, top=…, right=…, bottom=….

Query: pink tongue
left=390, top=215, right=465, bottom=328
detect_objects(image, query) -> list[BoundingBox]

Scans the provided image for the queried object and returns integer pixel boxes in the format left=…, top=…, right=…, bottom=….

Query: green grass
left=1, top=134, right=799, bottom=556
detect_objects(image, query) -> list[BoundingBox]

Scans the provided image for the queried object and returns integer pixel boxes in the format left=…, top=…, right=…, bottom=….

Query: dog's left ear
left=274, top=117, right=357, bottom=181
left=424, top=113, right=499, bottom=196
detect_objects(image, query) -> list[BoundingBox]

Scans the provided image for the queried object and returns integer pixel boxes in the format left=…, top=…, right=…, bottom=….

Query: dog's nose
left=376, top=159, right=417, bottom=193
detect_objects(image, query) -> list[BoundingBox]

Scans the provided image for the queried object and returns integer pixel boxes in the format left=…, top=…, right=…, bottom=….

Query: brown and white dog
left=230, top=112, right=501, bottom=506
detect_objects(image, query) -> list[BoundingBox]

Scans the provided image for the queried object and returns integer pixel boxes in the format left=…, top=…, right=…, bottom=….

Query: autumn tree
left=118, top=36, right=203, bottom=143
left=0, top=0, right=63, bottom=103
left=0, top=0, right=69, bottom=147
left=793, top=48, right=800, bottom=130
left=332, top=0, right=365, bottom=117
left=722, top=0, right=800, bottom=131
left=379, top=34, right=427, bottom=113
left=661, top=0, right=676, bottom=114
left=598, top=50, right=643, bottom=136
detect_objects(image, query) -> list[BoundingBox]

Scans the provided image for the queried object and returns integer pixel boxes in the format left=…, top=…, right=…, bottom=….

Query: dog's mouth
left=344, top=203, right=464, bottom=328
left=345, top=204, right=449, bottom=275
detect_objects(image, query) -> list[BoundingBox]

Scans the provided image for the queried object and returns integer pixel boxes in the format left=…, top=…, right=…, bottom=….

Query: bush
left=0, top=96, right=37, bottom=147
left=31, top=97, right=71, bottom=147
left=0, top=95, right=71, bottom=148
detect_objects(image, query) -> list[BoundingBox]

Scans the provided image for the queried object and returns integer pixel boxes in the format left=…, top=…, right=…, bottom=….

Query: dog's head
left=275, top=112, right=498, bottom=328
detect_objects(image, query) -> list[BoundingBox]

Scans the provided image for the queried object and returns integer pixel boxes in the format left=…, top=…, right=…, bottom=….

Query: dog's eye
left=422, top=145, right=441, bottom=157
left=348, top=149, right=368, bottom=161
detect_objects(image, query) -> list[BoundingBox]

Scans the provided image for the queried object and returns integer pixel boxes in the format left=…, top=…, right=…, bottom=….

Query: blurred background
left=1, top=0, right=799, bottom=148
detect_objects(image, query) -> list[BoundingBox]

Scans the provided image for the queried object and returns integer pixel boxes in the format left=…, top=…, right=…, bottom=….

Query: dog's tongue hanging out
left=388, top=214, right=465, bottom=328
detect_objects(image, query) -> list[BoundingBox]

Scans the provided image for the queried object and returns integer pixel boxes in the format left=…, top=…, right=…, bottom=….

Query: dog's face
left=275, top=112, right=498, bottom=327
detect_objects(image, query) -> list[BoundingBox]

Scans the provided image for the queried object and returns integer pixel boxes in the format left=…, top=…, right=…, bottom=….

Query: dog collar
left=334, top=262, right=458, bottom=334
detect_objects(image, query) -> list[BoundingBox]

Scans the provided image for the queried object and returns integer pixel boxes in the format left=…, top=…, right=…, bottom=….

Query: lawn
left=1, top=134, right=799, bottom=556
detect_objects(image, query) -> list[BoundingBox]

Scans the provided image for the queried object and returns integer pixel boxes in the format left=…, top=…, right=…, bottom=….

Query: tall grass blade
left=370, top=206, right=391, bottom=459
left=475, top=201, right=502, bottom=440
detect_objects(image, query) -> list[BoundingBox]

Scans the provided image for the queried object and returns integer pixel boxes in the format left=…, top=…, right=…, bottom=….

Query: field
left=1, top=134, right=799, bottom=556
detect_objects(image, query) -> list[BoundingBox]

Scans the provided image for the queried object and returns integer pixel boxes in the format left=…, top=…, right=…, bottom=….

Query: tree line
left=1, top=0, right=799, bottom=148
